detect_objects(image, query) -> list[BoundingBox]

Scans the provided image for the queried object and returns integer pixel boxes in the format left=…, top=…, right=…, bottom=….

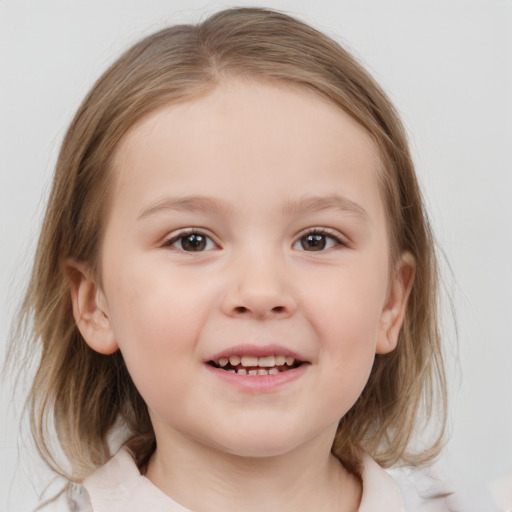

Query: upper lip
left=206, top=343, right=308, bottom=363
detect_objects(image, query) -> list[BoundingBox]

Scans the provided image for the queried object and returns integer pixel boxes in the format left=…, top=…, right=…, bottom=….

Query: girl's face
left=75, top=80, right=412, bottom=459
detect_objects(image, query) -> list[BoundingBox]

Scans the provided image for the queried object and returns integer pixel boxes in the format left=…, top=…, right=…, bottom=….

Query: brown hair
left=12, top=7, right=446, bottom=481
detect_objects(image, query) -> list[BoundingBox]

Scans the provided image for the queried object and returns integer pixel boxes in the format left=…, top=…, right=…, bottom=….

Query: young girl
left=14, top=7, right=448, bottom=511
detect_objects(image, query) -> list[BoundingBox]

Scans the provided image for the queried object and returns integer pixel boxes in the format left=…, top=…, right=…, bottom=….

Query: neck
left=145, top=426, right=362, bottom=512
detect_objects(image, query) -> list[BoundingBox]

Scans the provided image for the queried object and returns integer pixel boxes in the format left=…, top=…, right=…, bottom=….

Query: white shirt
left=45, top=447, right=433, bottom=511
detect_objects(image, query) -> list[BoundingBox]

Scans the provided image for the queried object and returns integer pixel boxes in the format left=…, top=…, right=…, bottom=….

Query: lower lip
left=205, top=363, right=308, bottom=392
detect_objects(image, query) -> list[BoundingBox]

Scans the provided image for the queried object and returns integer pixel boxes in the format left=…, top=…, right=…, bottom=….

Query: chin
left=201, top=423, right=315, bottom=460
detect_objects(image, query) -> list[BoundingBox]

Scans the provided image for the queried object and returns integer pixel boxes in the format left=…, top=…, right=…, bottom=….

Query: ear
left=66, top=260, right=119, bottom=355
left=376, top=252, right=416, bottom=355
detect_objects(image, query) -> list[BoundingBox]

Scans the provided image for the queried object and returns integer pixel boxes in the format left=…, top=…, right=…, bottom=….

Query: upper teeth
left=217, top=355, right=295, bottom=367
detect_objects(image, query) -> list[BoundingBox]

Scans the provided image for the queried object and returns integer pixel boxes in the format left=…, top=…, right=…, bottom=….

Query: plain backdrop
left=1, top=0, right=511, bottom=510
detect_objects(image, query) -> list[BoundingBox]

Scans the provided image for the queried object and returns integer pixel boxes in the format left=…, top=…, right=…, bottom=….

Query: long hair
left=11, top=7, right=446, bottom=480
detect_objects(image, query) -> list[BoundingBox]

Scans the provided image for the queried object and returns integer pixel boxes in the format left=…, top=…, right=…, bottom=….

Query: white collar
left=358, top=452, right=405, bottom=512
left=83, top=447, right=404, bottom=511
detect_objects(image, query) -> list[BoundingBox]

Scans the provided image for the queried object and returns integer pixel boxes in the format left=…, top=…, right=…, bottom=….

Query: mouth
left=208, top=354, right=304, bottom=376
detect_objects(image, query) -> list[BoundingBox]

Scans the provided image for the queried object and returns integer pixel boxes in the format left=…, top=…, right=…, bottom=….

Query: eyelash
left=162, top=228, right=345, bottom=252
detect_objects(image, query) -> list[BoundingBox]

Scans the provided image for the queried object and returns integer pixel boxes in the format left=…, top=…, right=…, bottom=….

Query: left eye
left=293, top=231, right=341, bottom=251
left=165, top=232, right=217, bottom=252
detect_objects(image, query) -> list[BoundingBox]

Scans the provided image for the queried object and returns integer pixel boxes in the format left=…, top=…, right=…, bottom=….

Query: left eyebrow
left=283, top=194, right=371, bottom=223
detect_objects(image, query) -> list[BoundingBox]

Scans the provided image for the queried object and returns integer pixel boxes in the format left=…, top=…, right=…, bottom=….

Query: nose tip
left=221, top=264, right=297, bottom=320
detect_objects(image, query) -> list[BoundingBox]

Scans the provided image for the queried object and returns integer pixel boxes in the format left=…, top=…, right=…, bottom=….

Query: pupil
left=182, top=233, right=206, bottom=251
left=302, top=234, right=326, bottom=251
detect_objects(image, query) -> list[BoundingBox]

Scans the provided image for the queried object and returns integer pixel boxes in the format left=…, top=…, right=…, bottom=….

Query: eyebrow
left=283, top=194, right=370, bottom=222
left=138, top=196, right=234, bottom=220
left=138, top=193, right=370, bottom=222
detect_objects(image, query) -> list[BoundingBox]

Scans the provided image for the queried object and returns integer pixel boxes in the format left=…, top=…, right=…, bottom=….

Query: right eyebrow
left=137, top=195, right=234, bottom=220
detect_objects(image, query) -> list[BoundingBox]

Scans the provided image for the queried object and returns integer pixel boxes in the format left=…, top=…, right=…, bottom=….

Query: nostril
left=232, top=305, right=286, bottom=315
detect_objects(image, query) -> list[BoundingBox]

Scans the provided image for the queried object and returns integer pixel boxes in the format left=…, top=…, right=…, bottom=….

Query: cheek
left=307, top=260, right=387, bottom=343
left=102, top=263, right=214, bottom=402
left=311, top=293, right=381, bottom=420
left=106, top=256, right=211, bottom=340
left=303, top=258, right=389, bottom=392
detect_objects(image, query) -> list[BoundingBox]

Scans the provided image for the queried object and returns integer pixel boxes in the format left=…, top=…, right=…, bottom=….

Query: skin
left=70, top=80, right=414, bottom=511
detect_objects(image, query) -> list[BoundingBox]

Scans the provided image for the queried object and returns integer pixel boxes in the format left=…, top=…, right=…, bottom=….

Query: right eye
left=164, top=231, right=217, bottom=252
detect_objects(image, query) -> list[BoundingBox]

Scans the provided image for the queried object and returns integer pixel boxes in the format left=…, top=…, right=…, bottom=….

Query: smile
left=208, top=355, right=303, bottom=376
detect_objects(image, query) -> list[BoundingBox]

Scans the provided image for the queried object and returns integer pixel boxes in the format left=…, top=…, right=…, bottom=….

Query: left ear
left=376, top=252, right=416, bottom=355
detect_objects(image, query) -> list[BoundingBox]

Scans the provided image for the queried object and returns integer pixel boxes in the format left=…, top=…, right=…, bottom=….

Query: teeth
left=257, top=369, right=269, bottom=376
left=269, top=368, right=279, bottom=375
left=258, top=355, right=275, bottom=367
left=216, top=354, right=299, bottom=371
left=248, top=370, right=258, bottom=376
left=275, top=355, right=286, bottom=366
left=241, top=356, right=258, bottom=367
left=229, top=355, right=241, bottom=366
left=237, top=368, right=247, bottom=375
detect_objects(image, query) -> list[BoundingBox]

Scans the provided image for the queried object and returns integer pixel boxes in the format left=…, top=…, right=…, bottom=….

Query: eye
left=293, top=230, right=342, bottom=251
left=164, top=231, right=217, bottom=252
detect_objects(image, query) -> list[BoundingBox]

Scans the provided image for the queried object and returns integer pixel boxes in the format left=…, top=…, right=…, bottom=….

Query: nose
left=220, top=252, right=298, bottom=320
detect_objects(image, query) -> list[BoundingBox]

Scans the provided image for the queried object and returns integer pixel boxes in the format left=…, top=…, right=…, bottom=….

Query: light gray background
left=1, top=1, right=511, bottom=510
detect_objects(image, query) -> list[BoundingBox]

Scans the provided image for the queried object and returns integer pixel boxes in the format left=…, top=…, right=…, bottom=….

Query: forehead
left=110, top=80, right=384, bottom=223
